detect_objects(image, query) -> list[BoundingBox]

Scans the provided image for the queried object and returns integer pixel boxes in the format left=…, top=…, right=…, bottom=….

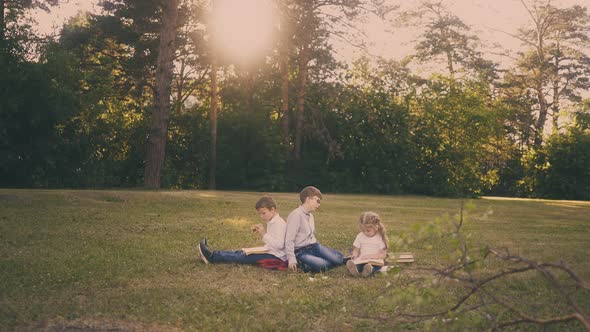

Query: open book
left=348, top=252, right=415, bottom=266
left=241, top=246, right=269, bottom=255
left=352, top=257, right=385, bottom=266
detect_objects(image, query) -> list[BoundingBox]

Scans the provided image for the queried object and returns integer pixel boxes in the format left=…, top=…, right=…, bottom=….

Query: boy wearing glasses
left=284, top=186, right=344, bottom=272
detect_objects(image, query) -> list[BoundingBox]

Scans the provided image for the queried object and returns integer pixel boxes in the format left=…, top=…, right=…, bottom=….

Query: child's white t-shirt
left=353, top=233, right=386, bottom=257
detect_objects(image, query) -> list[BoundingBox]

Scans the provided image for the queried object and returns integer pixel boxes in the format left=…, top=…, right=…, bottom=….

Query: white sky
left=337, top=0, right=587, bottom=68
left=32, top=0, right=98, bottom=35
left=32, top=0, right=588, bottom=69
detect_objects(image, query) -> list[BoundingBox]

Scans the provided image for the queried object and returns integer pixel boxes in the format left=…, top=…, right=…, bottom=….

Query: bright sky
left=210, top=0, right=275, bottom=63
left=33, top=0, right=588, bottom=68
left=339, top=0, right=587, bottom=68
left=33, top=0, right=98, bottom=34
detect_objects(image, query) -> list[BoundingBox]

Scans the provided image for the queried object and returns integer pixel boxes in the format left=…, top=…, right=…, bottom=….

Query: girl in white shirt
left=346, top=211, right=388, bottom=277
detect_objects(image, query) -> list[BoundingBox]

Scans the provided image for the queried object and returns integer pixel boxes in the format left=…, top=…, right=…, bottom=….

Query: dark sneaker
left=198, top=239, right=213, bottom=264
left=361, top=263, right=373, bottom=277
left=346, top=260, right=360, bottom=277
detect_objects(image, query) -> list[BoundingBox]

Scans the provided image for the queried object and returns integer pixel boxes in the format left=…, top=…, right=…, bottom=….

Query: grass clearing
left=1, top=190, right=589, bottom=330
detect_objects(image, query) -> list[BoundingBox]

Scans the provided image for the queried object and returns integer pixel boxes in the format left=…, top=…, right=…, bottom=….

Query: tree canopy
left=1, top=0, right=589, bottom=199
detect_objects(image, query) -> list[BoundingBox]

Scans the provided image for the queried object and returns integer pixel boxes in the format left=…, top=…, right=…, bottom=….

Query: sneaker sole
left=198, top=243, right=210, bottom=264
left=361, top=264, right=373, bottom=277
left=346, top=260, right=360, bottom=277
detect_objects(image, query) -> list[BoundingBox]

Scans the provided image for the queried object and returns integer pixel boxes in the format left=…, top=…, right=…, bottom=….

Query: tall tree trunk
left=533, top=31, right=547, bottom=148
left=144, top=0, right=178, bottom=189
left=277, top=1, right=292, bottom=157
left=280, top=38, right=290, bottom=155
left=176, top=58, right=185, bottom=113
left=534, top=81, right=548, bottom=148
left=446, top=51, right=455, bottom=78
left=294, top=41, right=309, bottom=161
left=442, top=25, right=455, bottom=78
left=0, top=0, right=5, bottom=50
left=245, top=69, right=254, bottom=114
left=208, top=55, right=218, bottom=190
left=551, top=51, right=560, bottom=134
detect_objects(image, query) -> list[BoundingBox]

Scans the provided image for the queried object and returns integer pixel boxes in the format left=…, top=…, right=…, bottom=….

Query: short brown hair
left=299, top=186, right=322, bottom=203
left=255, top=196, right=276, bottom=210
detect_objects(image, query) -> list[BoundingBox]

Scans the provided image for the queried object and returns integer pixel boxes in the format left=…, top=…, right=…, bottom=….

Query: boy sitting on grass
left=284, top=186, right=344, bottom=273
left=198, top=196, right=288, bottom=270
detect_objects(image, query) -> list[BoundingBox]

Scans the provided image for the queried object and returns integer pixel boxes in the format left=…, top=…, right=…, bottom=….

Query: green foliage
left=1, top=0, right=589, bottom=200
left=0, top=13, right=153, bottom=188
left=411, top=77, right=500, bottom=196
left=162, top=107, right=209, bottom=189
left=47, top=16, right=149, bottom=187
left=529, top=127, right=590, bottom=200
left=215, top=109, right=289, bottom=191
left=0, top=48, right=79, bottom=187
left=314, top=64, right=416, bottom=194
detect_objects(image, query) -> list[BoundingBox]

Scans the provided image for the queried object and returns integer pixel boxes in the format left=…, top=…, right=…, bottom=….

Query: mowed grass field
left=1, top=189, right=589, bottom=331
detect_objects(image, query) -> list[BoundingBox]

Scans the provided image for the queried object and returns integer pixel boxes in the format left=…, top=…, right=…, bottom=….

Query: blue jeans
left=211, top=250, right=278, bottom=264
left=295, top=243, right=344, bottom=272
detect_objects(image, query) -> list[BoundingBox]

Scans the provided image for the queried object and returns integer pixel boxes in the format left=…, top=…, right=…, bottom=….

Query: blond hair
left=358, top=211, right=388, bottom=248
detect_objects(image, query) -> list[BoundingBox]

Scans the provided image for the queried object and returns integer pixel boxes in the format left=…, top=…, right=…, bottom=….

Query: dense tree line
left=1, top=0, right=589, bottom=199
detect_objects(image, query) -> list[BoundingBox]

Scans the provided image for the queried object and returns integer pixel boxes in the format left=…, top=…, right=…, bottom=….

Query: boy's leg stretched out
left=295, top=243, right=343, bottom=272
left=210, top=250, right=278, bottom=264
left=315, top=244, right=344, bottom=265
left=200, top=241, right=278, bottom=264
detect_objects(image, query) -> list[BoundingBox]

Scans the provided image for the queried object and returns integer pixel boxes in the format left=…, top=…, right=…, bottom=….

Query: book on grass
left=352, top=257, right=385, bottom=266
left=395, top=252, right=415, bottom=263
left=241, top=246, right=269, bottom=255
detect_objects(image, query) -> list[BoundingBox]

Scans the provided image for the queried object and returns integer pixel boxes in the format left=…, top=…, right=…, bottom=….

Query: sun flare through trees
left=210, top=0, right=275, bottom=63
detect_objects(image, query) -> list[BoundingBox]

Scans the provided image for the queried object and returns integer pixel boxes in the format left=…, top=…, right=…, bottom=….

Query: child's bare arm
left=351, top=246, right=360, bottom=259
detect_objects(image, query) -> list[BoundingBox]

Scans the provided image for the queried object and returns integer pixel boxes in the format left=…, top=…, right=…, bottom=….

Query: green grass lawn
left=1, top=189, right=589, bottom=331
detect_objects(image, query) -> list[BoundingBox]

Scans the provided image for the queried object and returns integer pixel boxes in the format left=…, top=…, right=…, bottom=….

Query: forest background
left=1, top=0, right=589, bottom=200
